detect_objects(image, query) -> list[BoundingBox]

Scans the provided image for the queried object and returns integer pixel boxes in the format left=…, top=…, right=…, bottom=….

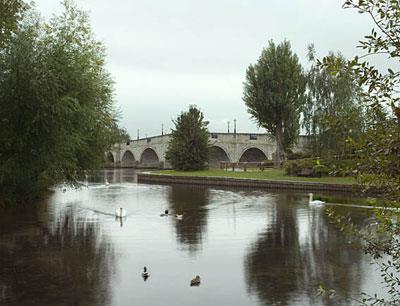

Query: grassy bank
left=155, top=169, right=356, bottom=185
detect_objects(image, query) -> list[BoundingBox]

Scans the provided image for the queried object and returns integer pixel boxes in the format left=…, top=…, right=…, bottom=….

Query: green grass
left=154, top=168, right=356, bottom=185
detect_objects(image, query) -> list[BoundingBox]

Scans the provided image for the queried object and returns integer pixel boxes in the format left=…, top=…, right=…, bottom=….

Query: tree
left=165, top=105, right=210, bottom=171
left=320, top=1, right=400, bottom=304
left=117, top=127, right=130, bottom=144
left=0, top=0, right=118, bottom=205
left=304, top=46, right=365, bottom=157
left=0, top=0, right=27, bottom=46
left=243, top=40, right=307, bottom=163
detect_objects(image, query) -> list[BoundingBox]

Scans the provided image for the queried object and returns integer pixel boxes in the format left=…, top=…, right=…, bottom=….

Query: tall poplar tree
left=243, top=40, right=306, bottom=163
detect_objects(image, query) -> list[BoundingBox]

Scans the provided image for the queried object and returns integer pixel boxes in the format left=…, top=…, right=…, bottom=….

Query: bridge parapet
left=107, top=132, right=307, bottom=169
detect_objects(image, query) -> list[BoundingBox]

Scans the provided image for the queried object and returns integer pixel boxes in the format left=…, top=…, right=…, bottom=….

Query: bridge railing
left=219, top=161, right=274, bottom=172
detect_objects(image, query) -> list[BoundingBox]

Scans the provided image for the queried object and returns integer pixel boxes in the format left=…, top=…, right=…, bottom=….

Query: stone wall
left=137, top=173, right=358, bottom=193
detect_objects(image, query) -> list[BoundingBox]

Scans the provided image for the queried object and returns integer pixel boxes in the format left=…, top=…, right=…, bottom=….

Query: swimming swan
left=308, top=193, right=325, bottom=206
left=115, top=207, right=127, bottom=217
left=190, top=275, right=201, bottom=286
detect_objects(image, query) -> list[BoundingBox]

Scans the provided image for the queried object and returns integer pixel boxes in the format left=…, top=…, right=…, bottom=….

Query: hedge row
left=283, top=158, right=358, bottom=177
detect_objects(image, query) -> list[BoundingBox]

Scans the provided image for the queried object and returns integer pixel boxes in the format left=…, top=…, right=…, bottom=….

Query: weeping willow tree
left=0, top=0, right=119, bottom=205
left=304, top=45, right=365, bottom=158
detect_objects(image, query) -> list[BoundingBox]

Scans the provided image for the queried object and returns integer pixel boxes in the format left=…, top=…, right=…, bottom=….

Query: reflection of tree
left=244, top=193, right=364, bottom=306
left=86, top=168, right=137, bottom=184
left=0, top=205, right=114, bottom=306
left=167, top=185, right=210, bottom=254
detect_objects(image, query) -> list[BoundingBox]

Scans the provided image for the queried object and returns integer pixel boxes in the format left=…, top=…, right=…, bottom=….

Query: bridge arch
left=140, top=147, right=160, bottom=166
left=105, top=152, right=115, bottom=165
left=121, top=150, right=136, bottom=167
left=239, top=147, right=268, bottom=162
left=210, top=145, right=231, bottom=167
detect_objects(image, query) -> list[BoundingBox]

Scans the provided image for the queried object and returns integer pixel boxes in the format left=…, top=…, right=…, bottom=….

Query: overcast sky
left=34, top=0, right=373, bottom=137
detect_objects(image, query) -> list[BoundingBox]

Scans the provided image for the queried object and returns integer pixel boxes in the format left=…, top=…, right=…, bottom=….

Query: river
left=0, top=169, right=385, bottom=305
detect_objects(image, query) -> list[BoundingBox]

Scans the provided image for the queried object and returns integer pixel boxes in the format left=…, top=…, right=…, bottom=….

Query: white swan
left=308, top=193, right=325, bottom=206
left=115, top=207, right=126, bottom=217
left=105, top=179, right=110, bottom=186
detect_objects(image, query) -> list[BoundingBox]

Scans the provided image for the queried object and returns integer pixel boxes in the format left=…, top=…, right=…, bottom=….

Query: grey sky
left=34, top=0, right=373, bottom=137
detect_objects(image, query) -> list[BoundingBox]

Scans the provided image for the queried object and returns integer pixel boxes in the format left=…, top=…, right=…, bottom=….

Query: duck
left=160, top=209, right=169, bottom=217
left=190, top=275, right=201, bottom=286
left=308, top=193, right=325, bottom=207
left=115, top=207, right=127, bottom=217
left=175, top=214, right=183, bottom=220
left=142, top=266, right=150, bottom=280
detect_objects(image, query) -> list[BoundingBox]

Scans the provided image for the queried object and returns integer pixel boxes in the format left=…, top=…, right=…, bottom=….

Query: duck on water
left=142, top=267, right=150, bottom=280
left=190, top=275, right=201, bottom=286
left=160, top=209, right=169, bottom=217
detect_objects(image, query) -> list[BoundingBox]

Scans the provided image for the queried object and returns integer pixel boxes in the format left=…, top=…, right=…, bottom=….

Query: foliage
left=286, top=151, right=312, bottom=160
left=283, top=159, right=313, bottom=176
left=321, top=1, right=400, bottom=304
left=0, top=0, right=28, bottom=46
left=112, top=125, right=130, bottom=144
left=165, top=105, right=210, bottom=171
left=321, top=0, right=400, bottom=200
left=304, top=46, right=365, bottom=157
left=243, top=40, right=307, bottom=163
left=327, top=205, right=400, bottom=305
left=312, top=164, right=329, bottom=177
left=0, top=0, right=118, bottom=205
left=283, top=157, right=356, bottom=177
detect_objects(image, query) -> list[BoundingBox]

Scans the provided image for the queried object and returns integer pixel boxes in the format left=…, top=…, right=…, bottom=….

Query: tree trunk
left=274, top=128, right=285, bottom=167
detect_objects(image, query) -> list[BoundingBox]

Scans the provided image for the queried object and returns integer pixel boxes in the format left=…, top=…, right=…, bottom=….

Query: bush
left=283, top=160, right=299, bottom=175
left=262, top=160, right=275, bottom=167
left=287, top=151, right=312, bottom=160
left=283, top=159, right=314, bottom=176
left=284, top=157, right=359, bottom=178
left=312, top=164, right=329, bottom=177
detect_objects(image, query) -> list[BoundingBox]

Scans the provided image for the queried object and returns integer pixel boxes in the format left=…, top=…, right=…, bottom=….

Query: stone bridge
left=106, top=132, right=308, bottom=169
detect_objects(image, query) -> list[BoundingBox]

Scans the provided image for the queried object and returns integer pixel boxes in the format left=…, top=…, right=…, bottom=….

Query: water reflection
left=0, top=170, right=384, bottom=306
left=244, top=193, right=364, bottom=305
left=87, top=168, right=137, bottom=184
left=167, top=185, right=210, bottom=254
left=0, top=203, right=114, bottom=306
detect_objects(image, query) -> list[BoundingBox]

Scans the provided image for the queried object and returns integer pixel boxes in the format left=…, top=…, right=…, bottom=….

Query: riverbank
left=138, top=169, right=359, bottom=193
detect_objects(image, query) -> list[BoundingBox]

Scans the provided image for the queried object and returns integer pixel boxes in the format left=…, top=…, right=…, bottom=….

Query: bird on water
left=115, top=207, right=126, bottom=217
left=190, top=275, right=201, bottom=286
left=308, top=193, right=325, bottom=207
left=142, top=266, right=150, bottom=280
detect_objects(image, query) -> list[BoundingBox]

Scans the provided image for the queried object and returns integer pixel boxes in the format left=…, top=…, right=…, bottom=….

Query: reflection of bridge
left=107, top=133, right=307, bottom=169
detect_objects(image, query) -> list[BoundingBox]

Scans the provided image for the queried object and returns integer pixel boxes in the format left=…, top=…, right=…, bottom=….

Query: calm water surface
left=0, top=169, right=384, bottom=306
